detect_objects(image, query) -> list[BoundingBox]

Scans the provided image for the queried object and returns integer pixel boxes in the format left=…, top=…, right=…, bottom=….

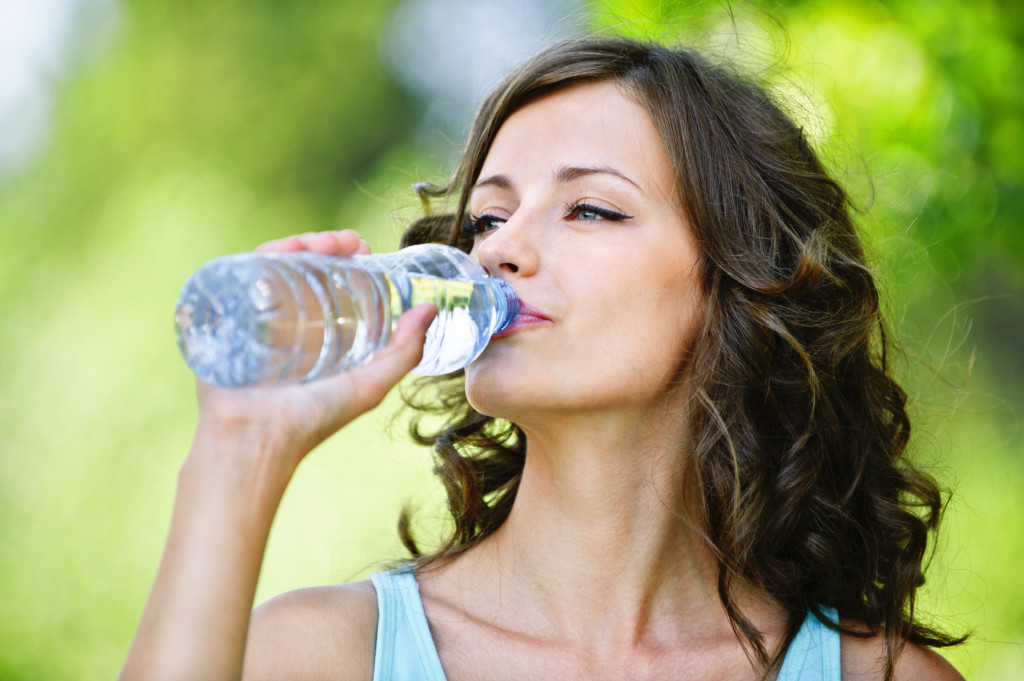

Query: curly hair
left=396, top=36, right=963, bottom=680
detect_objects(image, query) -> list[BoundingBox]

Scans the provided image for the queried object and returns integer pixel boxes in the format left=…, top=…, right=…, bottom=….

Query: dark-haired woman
left=121, top=36, right=964, bottom=681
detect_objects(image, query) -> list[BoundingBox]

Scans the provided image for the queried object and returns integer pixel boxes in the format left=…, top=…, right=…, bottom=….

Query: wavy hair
left=396, top=36, right=963, bottom=680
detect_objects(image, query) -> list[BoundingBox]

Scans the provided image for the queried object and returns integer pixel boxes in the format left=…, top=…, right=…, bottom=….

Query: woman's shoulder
left=840, top=629, right=964, bottom=681
left=242, top=580, right=378, bottom=681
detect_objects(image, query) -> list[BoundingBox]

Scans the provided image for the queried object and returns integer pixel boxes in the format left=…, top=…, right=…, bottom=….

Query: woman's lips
left=492, top=301, right=551, bottom=340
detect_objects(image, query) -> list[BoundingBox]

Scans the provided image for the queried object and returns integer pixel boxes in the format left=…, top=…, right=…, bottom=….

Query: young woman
left=121, top=36, right=965, bottom=680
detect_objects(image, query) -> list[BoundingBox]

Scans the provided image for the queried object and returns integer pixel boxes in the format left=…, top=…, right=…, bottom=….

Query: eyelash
left=563, top=202, right=633, bottom=222
left=463, top=214, right=503, bottom=236
left=463, top=202, right=633, bottom=235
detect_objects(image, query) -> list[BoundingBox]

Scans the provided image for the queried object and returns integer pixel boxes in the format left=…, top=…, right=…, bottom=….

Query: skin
left=119, top=84, right=964, bottom=681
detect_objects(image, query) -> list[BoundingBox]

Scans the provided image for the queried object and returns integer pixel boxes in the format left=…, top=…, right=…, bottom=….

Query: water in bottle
left=174, top=243, right=519, bottom=387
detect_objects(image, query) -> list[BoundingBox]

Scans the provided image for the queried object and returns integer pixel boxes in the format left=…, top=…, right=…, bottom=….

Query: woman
left=121, top=36, right=964, bottom=680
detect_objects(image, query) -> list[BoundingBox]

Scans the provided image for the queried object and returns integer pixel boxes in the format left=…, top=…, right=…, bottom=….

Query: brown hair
left=398, top=35, right=963, bottom=679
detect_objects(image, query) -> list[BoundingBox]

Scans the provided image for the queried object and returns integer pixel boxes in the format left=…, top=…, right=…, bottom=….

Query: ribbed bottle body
left=175, top=244, right=518, bottom=387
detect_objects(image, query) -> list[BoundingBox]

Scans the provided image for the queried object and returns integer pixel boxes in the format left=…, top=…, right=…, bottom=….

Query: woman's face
left=465, top=80, right=704, bottom=425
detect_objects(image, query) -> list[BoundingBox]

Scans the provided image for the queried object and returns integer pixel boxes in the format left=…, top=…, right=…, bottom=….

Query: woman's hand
left=193, top=229, right=437, bottom=474
left=119, top=230, right=435, bottom=681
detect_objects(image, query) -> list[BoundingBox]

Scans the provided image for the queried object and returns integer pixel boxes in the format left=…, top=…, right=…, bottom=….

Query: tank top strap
left=369, top=569, right=838, bottom=681
left=370, top=567, right=449, bottom=681
left=776, top=607, right=841, bottom=681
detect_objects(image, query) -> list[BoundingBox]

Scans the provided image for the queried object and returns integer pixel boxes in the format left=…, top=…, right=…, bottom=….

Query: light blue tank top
left=370, top=568, right=840, bottom=681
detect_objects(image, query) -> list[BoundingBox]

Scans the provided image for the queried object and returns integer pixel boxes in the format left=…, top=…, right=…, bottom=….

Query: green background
left=0, top=0, right=1020, bottom=678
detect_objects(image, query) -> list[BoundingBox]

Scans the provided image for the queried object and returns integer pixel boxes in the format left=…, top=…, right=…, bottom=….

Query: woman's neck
left=445, top=404, right=762, bottom=649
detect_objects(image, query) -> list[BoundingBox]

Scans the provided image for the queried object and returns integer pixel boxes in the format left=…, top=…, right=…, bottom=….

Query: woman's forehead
left=478, top=81, right=675, bottom=196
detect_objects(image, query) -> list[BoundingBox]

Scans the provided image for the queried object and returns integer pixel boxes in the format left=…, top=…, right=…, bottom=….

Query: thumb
left=346, top=303, right=438, bottom=407
left=382, top=302, right=438, bottom=371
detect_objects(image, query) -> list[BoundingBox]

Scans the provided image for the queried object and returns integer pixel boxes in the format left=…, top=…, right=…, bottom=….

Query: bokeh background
left=0, top=0, right=1020, bottom=678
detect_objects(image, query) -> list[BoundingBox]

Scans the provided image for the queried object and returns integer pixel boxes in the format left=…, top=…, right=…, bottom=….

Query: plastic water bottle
left=174, top=243, right=519, bottom=387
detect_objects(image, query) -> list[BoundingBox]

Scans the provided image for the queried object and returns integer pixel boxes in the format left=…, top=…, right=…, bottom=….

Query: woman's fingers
left=254, top=230, right=369, bottom=256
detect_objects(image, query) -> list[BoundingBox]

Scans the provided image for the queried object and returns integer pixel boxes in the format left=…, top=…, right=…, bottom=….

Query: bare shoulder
left=242, top=581, right=378, bottom=681
left=841, top=630, right=964, bottom=681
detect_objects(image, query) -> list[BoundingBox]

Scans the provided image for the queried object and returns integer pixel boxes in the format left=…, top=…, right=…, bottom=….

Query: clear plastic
left=174, top=243, right=519, bottom=387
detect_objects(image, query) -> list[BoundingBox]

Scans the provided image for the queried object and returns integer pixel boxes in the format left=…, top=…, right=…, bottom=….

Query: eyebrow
left=473, top=165, right=643, bottom=193
left=555, top=165, right=642, bottom=192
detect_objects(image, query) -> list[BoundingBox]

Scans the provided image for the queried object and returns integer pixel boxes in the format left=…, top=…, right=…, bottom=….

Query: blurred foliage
left=0, top=0, right=1020, bottom=679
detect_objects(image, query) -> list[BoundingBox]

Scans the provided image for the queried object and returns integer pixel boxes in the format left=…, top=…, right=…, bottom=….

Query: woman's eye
left=565, top=203, right=632, bottom=222
left=464, top=214, right=506, bottom=235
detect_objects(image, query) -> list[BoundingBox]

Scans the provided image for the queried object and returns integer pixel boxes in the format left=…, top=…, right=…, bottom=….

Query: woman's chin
left=464, top=378, right=517, bottom=420
left=464, top=364, right=539, bottom=421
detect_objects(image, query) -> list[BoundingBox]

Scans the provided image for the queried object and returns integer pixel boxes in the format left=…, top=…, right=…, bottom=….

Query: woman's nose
left=474, top=216, right=539, bottom=278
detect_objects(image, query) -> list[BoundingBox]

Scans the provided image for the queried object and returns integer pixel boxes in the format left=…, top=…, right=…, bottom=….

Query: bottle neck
left=488, top=278, right=519, bottom=334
